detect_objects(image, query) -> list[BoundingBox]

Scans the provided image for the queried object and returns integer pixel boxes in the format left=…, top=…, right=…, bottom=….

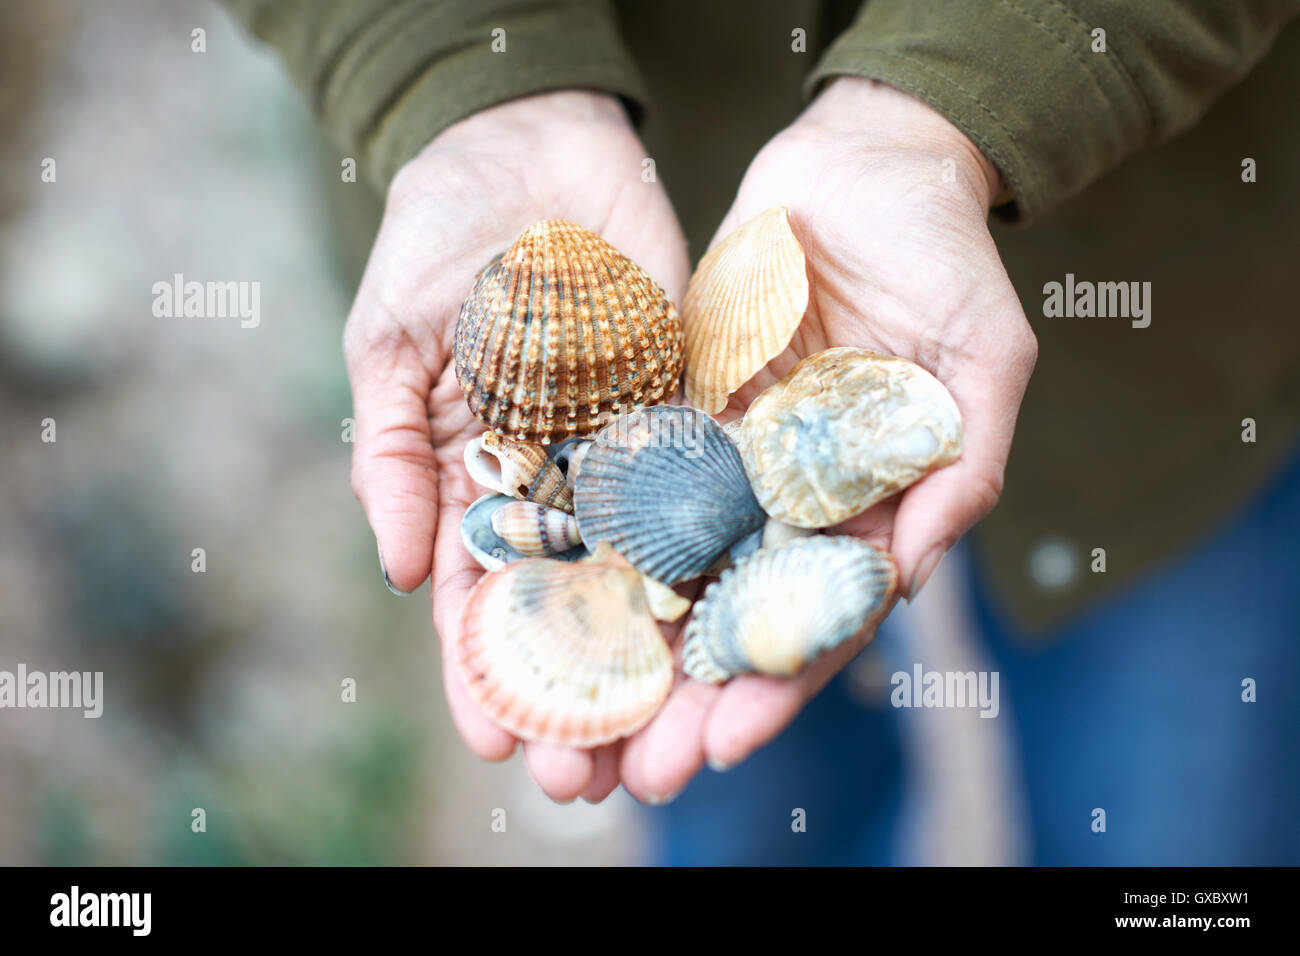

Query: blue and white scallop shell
left=682, top=536, right=898, bottom=683
left=573, top=405, right=766, bottom=585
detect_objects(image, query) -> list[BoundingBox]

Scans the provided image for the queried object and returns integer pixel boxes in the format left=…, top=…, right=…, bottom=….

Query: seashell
left=762, top=517, right=815, bottom=550
left=546, top=436, right=592, bottom=488
left=701, top=518, right=815, bottom=577
left=682, top=536, right=897, bottom=683
left=683, top=205, right=809, bottom=413
left=465, top=431, right=573, bottom=513
left=639, top=574, right=691, bottom=623
left=490, top=500, right=582, bottom=557
left=738, top=348, right=963, bottom=528
left=574, top=405, right=766, bottom=585
left=454, top=219, right=683, bottom=444
left=461, top=494, right=586, bottom=571
left=720, top=417, right=745, bottom=446
left=454, top=543, right=675, bottom=747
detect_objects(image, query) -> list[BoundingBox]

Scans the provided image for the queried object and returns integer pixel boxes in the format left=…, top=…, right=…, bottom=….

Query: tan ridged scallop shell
left=454, top=220, right=683, bottom=444
left=454, top=544, right=674, bottom=747
left=738, top=348, right=963, bottom=528
left=464, top=432, right=573, bottom=513
left=683, top=205, right=809, bottom=413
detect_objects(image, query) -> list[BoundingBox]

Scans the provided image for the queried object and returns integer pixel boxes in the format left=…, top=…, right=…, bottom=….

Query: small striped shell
left=491, top=501, right=582, bottom=556
left=683, top=206, right=809, bottom=413
left=461, top=494, right=586, bottom=571
left=683, top=536, right=898, bottom=683
left=454, top=220, right=683, bottom=444
left=465, top=432, right=573, bottom=512
left=546, top=436, right=592, bottom=488
left=573, top=405, right=766, bottom=585
left=738, top=348, right=963, bottom=528
left=454, top=544, right=674, bottom=747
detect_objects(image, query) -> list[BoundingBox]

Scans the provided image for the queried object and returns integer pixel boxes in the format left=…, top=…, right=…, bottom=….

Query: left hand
left=614, top=77, right=1038, bottom=804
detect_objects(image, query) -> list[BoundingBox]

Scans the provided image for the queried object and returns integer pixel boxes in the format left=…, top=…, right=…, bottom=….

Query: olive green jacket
left=224, top=0, right=1300, bottom=633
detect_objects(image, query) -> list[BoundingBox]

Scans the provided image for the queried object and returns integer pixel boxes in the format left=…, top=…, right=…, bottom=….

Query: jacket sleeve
left=221, top=0, right=649, bottom=193
left=807, top=0, right=1300, bottom=222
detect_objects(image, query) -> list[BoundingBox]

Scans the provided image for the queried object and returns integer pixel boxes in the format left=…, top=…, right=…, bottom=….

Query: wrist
left=421, top=90, right=632, bottom=155
left=804, top=77, right=1003, bottom=210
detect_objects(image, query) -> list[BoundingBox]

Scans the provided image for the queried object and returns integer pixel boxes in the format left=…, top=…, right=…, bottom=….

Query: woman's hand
left=342, top=91, right=690, bottom=802
left=616, top=78, right=1037, bottom=804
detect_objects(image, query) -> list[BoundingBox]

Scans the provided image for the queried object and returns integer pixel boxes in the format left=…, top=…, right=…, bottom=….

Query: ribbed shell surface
left=454, top=220, right=683, bottom=444
left=573, top=405, right=765, bottom=585
left=682, top=536, right=898, bottom=683
left=455, top=547, right=674, bottom=747
left=683, top=205, right=808, bottom=413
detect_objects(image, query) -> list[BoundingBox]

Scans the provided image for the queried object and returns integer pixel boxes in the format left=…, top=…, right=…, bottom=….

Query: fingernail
left=707, top=757, right=734, bottom=773
left=378, top=544, right=413, bottom=596
left=645, top=789, right=681, bottom=806
left=907, top=545, right=947, bottom=603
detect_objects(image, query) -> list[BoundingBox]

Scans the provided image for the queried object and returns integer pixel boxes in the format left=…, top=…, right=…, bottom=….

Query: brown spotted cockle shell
left=454, top=220, right=683, bottom=444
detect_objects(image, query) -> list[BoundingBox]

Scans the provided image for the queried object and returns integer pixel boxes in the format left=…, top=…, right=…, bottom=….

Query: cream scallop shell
left=683, top=205, right=809, bottom=413
left=455, top=544, right=675, bottom=747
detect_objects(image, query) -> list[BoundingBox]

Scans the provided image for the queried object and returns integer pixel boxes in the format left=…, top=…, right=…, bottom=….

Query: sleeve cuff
left=805, top=0, right=1151, bottom=222
left=255, top=0, right=650, bottom=193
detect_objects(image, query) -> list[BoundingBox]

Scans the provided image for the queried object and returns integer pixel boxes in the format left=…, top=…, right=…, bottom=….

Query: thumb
left=344, top=319, right=439, bottom=594
left=891, top=303, right=1036, bottom=599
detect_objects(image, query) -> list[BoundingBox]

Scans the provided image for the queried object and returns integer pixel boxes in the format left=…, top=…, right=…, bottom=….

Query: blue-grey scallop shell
left=461, top=494, right=587, bottom=572
left=573, top=405, right=766, bottom=585
left=682, top=536, right=898, bottom=683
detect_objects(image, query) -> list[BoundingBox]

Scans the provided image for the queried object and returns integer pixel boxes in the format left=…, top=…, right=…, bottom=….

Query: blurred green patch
left=153, top=715, right=424, bottom=865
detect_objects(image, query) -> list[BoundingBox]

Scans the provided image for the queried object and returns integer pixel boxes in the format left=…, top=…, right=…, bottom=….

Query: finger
left=702, top=615, right=888, bottom=770
left=523, top=741, right=595, bottom=804
left=432, top=495, right=517, bottom=762
left=436, top=611, right=518, bottom=762
left=829, top=498, right=898, bottom=550
left=581, top=743, right=624, bottom=804
left=891, top=306, right=1036, bottom=597
left=619, top=677, right=720, bottom=804
left=344, top=316, right=440, bottom=594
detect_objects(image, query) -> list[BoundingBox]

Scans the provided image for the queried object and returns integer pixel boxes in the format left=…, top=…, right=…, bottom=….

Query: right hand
left=616, top=78, right=1039, bottom=804
left=342, top=91, right=691, bottom=803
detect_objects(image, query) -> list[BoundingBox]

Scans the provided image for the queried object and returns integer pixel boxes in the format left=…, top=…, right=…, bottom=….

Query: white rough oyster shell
left=737, top=348, right=962, bottom=528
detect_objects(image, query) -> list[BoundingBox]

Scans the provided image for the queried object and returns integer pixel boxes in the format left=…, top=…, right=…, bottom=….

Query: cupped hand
left=617, top=77, right=1038, bottom=804
left=343, top=91, right=690, bottom=803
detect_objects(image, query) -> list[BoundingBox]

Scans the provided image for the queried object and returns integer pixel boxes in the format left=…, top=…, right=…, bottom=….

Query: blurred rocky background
left=0, top=0, right=644, bottom=865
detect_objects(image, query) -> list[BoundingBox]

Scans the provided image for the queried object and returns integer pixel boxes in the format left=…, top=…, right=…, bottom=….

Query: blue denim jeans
left=647, top=445, right=1300, bottom=865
